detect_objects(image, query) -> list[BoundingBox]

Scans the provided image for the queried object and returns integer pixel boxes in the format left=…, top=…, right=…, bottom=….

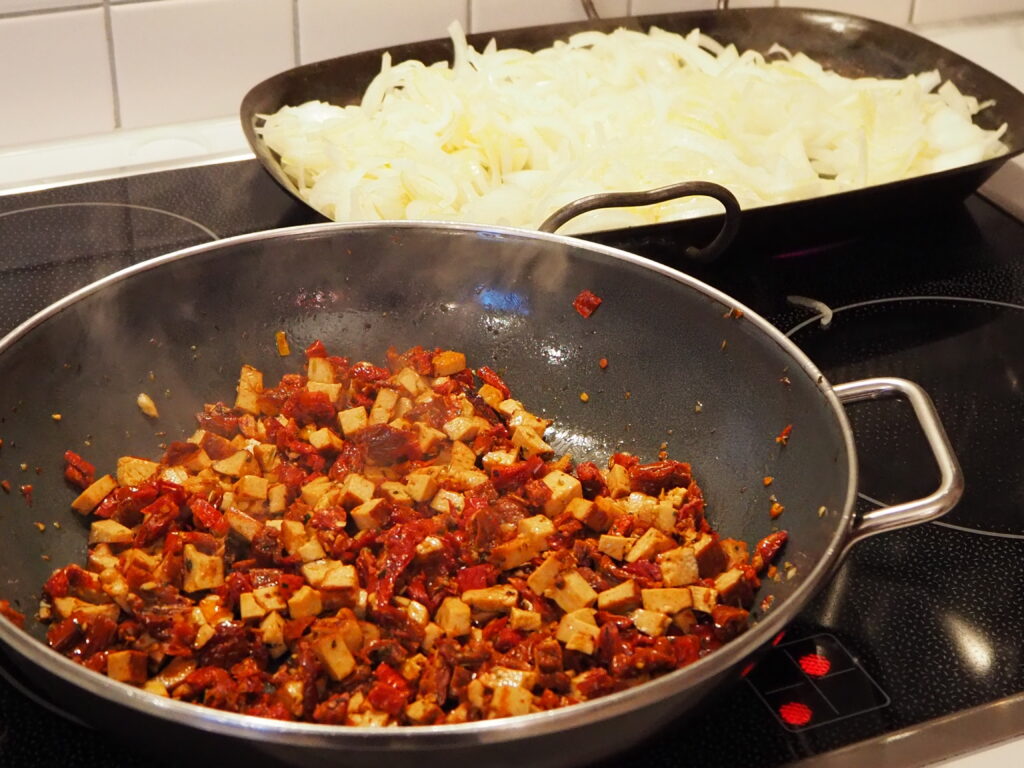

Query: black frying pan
left=240, top=7, right=1024, bottom=258
left=0, top=223, right=960, bottom=766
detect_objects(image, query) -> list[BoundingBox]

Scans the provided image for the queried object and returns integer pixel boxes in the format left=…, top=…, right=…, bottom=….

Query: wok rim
left=0, top=220, right=858, bottom=749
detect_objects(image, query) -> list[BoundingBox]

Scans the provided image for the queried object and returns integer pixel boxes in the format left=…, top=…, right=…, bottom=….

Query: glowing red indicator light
left=799, top=653, right=832, bottom=677
left=740, top=662, right=755, bottom=678
left=772, top=631, right=787, bottom=646
left=779, top=701, right=813, bottom=727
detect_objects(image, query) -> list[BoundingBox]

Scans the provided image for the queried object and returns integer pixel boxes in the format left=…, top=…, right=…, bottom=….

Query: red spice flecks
left=572, top=289, right=603, bottom=318
left=775, top=424, right=793, bottom=446
left=598, top=357, right=609, bottom=370
left=19, top=484, right=33, bottom=505
left=769, top=502, right=785, bottom=519
left=0, top=480, right=10, bottom=494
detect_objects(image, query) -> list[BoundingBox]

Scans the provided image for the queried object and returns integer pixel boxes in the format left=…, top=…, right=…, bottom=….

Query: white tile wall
left=914, top=0, right=1024, bottom=24
left=777, top=0, right=913, bottom=27
left=110, top=0, right=293, bottom=129
left=0, top=7, right=114, bottom=147
left=299, top=0, right=467, bottom=63
left=470, top=0, right=627, bottom=33
left=1, top=0, right=1023, bottom=150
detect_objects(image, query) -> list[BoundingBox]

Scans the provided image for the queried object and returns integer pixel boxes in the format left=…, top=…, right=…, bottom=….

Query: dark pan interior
left=0, top=225, right=850, bottom=642
left=240, top=8, right=1024, bottom=254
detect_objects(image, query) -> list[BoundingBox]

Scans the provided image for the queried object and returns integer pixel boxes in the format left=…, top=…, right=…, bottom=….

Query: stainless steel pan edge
left=0, top=221, right=961, bottom=760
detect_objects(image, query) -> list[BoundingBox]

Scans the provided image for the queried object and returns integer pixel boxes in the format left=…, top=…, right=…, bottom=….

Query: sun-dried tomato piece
left=0, top=599, right=25, bottom=629
left=628, top=460, right=691, bottom=495
left=573, top=289, right=603, bottom=318
left=63, top=450, right=95, bottom=490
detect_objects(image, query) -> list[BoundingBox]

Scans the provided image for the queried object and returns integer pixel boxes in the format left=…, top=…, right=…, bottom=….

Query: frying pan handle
left=834, top=377, right=964, bottom=545
left=537, top=181, right=742, bottom=263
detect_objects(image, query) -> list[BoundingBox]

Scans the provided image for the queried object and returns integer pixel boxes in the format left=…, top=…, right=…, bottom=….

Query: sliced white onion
left=257, top=21, right=1009, bottom=232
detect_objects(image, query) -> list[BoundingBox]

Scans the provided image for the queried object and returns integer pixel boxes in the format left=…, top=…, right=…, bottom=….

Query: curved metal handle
left=581, top=0, right=731, bottom=17
left=538, top=180, right=742, bottom=263
left=834, top=377, right=964, bottom=546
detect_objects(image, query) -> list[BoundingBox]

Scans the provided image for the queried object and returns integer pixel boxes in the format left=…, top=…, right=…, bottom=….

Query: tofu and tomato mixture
left=40, top=341, right=787, bottom=725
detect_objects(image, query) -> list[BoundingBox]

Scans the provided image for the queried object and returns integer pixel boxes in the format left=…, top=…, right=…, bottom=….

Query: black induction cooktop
left=1, top=159, right=1022, bottom=768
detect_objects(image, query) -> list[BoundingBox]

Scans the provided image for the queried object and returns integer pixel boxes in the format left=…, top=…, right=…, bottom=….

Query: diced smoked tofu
left=350, top=497, right=387, bottom=531
left=312, top=632, right=357, bottom=681
left=182, top=545, right=224, bottom=593
left=404, top=473, right=438, bottom=503
left=519, top=514, right=555, bottom=545
left=714, top=568, right=754, bottom=608
left=71, top=474, right=117, bottom=514
left=657, top=546, right=700, bottom=587
left=414, top=423, right=447, bottom=454
left=307, top=381, right=343, bottom=403
left=449, top=440, right=477, bottom=469
left=260, top=611, right=286, bottom=648
left=490, top=686, right=533, bottom=718
left=720, top=538, right=751, bottom=569
left=211, top=450, right=256, bottom=478
left=393, top=367, right=426, bottom=397
left=445, top=467, right=489, bottom=490
left=308, top=427, right=344, bottom=452
left=421, top=622, right=443, bottom=651
left=52, top=597, right=119, bottom=622
left=235, top=474, right=269, bottom=500
left=497, top=399, right=525, bottom=417
left=117, top=457, right=160, bottom=488
left=630, top=608, right=671, bottom=637
left=239, top=592, right=267, bottom=620
left=235, top=365, right=264, bottom=414
left=339, top=473, right=375, bottom=508
left=597, top=534, right=636, bottom=561
left=673, top=609, right=698, bottom=633
left=541, top=470, right=582, bottom=517
left=405, top=698, right=443, bottom=725
left=461, top=585, right=518, bottom=612
left=297, top=537, right=326, bottom=563
left=159, top=466, right=189, bottom=486
left=526, top=552, right=569, bottom=596
left=301, top=559, right=332, bottom=588
left=509, top=607, right=542, bottom=631
left=641, top=588, right=693, bottom=615
left=625, top=527, right=676, bottom=563
left=143, top=680, right=169, bottom=697
left=689, top=585, right=718, bottom=614
left=605, top=464, right=631, bottom=498
left=337, top=406, right=368, bottom=437
left=287, top=585, right=323, bottom=619
left=477, top=383, right=504, bottom=409
left=252, top=585, right=287, bottom=612
left=567, top=497, right=614, bottom=531
left=442, top=416, right=483, bottom=442
left=482, top=449, right=518, bottom=471
left=430, top=489, right=465, bottom=515
left=106, top=650, right=148, bottom=684
left=435, top=597, right=471, bottom=637
left=379, top=481, right=413, bottom=506
left=489, top=535, right=540, bottom=571
left=321, top=563, right=360, bottom=595
left=224, top=508, right=263, bottom=541
left=307, top=357, right=334, bottom=384
left=369, top=388, right=399, bottom=425
left=253, top=443, right=279, bottom=473
left=556, top=608, right=599, bottom=654
left=512, top=426, right=552, bottom=457
left=549, top=570, right=598, bottom=613
left=300, top=476, right=333, bottom=506
left=267, top=483, right=288, bottom=514
left=693, top=533, right=728, bottom=578
left=597, top=579, right=642, bottom=613
left=507, top=409, right=551, bottom=436
left=88, top=519, right=133, bottom=545
left=432, top=350, right=467, bottom=376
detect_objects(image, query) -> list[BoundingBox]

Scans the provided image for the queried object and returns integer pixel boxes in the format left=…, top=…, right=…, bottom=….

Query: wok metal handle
left=538, top=180, right=742, bottom=263
left=834, top=377, right=964, bottom=546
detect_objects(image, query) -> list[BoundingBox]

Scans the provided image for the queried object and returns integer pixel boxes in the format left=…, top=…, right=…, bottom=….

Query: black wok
left=240, top=7, right=1024, bottom=257
left=0, top=223, right=961, bottom=766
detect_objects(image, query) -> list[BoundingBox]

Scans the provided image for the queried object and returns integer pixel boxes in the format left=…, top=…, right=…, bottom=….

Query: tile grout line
left=0, top=3, right=102, bottom=21
left=292, top=0, right=300, bottom=67
left=102, top=0, right=122, bottom=129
